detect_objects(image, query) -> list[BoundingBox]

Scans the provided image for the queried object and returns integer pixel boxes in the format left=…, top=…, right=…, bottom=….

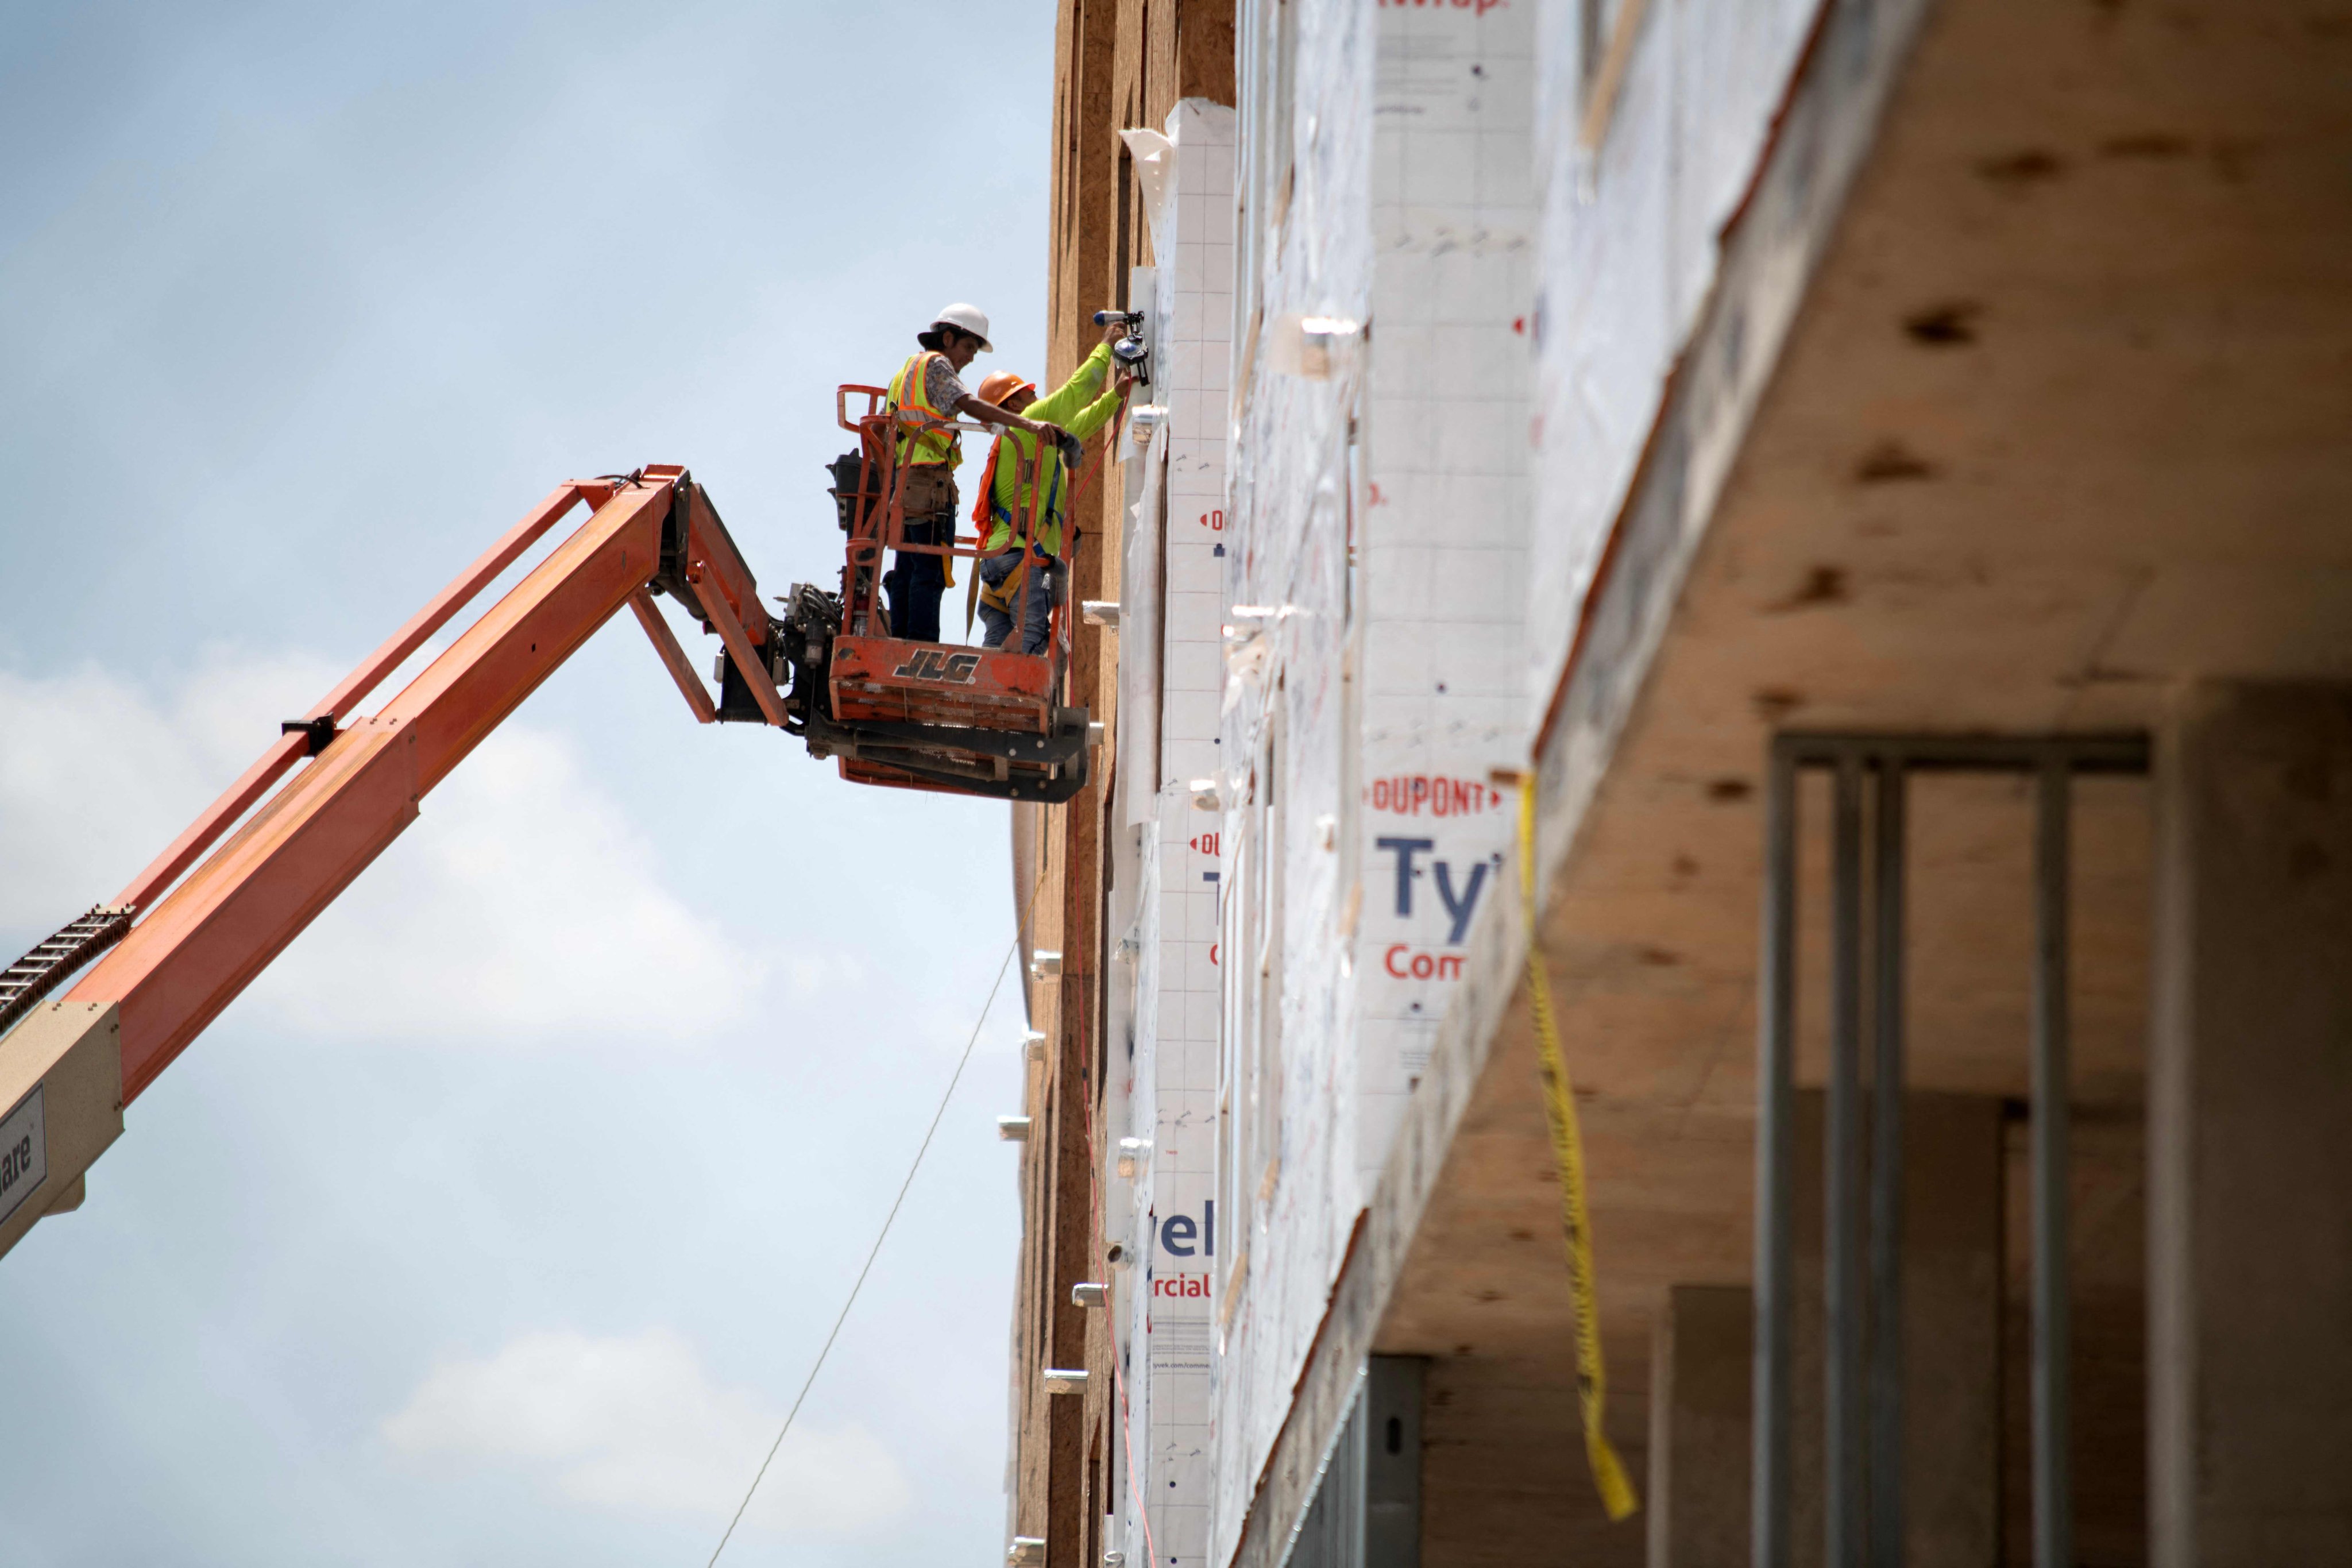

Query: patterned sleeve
left=925, top=356, right=968, bottom=414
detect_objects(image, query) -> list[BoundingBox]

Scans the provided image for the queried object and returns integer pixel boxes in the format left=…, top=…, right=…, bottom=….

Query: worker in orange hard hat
left=883, top=304, right=1059, bottom=643
left=968, top=318, right=1136, bottom=655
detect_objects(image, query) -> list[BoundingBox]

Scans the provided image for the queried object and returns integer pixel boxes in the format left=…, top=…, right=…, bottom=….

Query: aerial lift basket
left=767, top=385, right=1093, bottom=804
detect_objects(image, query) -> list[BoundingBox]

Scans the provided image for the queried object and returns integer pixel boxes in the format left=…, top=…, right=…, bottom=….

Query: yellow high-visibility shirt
left=980, top=344, right=1122, bottom=559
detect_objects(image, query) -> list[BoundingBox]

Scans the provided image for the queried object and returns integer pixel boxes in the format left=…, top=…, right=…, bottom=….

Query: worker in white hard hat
left=883, top=304, right=1057, bottom=643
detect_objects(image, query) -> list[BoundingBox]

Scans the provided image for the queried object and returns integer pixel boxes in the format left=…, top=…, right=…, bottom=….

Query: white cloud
left=0, top=651, right=759, bottom=1044
left=0, top=650, right=338, bottom=926
left=248, top=721, right=761, bottom=1042
left=381, top=1327, right=911, bottom=1538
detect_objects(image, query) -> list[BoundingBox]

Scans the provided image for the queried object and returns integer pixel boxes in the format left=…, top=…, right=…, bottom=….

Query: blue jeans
left=886, top=515, right=950, bottom=642
left=978, top=553, right=1059, bottom=655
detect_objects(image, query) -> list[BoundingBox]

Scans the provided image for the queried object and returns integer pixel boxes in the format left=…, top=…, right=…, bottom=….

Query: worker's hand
left=1101, top=319, right=1127, bottom=348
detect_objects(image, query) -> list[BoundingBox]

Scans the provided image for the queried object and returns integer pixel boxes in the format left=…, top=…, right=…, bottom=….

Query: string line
left=706, top=871, right=1048, bottom=1565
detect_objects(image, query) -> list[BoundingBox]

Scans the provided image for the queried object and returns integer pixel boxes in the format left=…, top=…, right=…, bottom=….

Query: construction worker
left=970, top=320, right=1134, bottom=654
left=884, top=304, right=1058, bottom=643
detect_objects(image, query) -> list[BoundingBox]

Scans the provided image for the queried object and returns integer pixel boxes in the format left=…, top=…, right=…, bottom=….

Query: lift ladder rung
left=0, top=906, right=133, bottom=1038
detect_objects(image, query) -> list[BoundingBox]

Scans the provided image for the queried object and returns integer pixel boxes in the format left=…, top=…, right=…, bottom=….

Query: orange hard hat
left=975, top=370, right=1035, bottom=407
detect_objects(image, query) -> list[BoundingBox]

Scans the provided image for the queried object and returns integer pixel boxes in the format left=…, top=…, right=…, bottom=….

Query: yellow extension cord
left=1517, top=779, right=1640, bottom=1521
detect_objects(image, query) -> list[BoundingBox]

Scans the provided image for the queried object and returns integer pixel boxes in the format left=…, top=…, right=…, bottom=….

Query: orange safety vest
left=970, top=435, right=1056, bottom=616
left=888, top=350, right=961, bottom=469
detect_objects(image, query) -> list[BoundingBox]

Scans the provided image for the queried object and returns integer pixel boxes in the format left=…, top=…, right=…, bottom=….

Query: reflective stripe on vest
left=889, top=351, right=960, bottom=469
left=977, top=436, right=1061, bottom=613
left=981, top=431, right=1064, bottom=557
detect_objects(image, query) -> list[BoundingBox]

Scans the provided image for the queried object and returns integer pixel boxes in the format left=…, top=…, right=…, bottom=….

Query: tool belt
left=977, top=546, right=1048, bottom=613
left=899, top=462, right=957, bottom=520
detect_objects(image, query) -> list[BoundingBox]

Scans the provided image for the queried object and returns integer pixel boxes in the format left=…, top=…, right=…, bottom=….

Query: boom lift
left=0, top=403, right=1115, bottom=1261
left=791, top=381, right=1109, bottom=800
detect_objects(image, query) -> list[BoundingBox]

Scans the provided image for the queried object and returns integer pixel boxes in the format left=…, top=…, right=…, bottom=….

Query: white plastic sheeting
left=1355, top=0, right=1538, bottom=1200
left=1202, top=0, right=1550, bottom=1557
left=1114, top=98, right=1239, bottom=1568
left=1205, top=0, right=1372, bottom=1558
left=1103, top=2, right=1833, bottom=1562
left=1527, top=0, right=1822, bottom=725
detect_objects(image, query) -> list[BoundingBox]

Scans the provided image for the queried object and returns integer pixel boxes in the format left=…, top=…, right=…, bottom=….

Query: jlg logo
left=891, top=650, right=982, bottom=684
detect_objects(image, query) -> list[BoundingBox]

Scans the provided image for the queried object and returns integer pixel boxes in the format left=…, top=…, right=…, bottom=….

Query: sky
left=0, top=3, right=1059, bottom=1563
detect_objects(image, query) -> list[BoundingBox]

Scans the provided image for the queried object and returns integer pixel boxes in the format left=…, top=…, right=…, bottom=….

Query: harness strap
left=967, top=385, right=1136, bottom=636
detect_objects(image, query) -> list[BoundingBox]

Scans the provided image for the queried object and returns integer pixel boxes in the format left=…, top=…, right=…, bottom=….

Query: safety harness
left=959, top=383, right=1132, bottom=639
left=970, top=431, right=1062, bottom=619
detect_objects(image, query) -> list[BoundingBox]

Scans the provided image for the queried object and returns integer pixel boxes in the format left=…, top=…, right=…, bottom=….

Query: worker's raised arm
left=1023, top=343, right=1114, bottom=431
left=955, top=394, right=1052, bottom=441
left=1061, top=372, right=1131, bottom=444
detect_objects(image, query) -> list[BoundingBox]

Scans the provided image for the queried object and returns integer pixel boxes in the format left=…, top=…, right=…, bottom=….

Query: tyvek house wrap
left=1180, top=0, right=1549, bottom=1554
left=1103, top=0, right=1910, bottom=1561
left=1525, top=0, right=1822, bottom=725
left=1353, top=0, right=1538, bottom=1199
left=1112, top=96, right=1237, bottom=1568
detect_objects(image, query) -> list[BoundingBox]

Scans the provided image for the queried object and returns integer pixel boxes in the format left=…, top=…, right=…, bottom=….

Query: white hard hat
left=920, top=302, right=992, bottom=352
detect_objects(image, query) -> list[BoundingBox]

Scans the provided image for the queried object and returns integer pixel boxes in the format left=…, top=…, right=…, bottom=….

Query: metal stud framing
left=2030, top=759, right=2075, bottom=1568
left=1283, top=1357, right=1425, bottom=1568
left=1751, top=733, right=2148, bottom=1568
left=1867, top=760, right=1906, bottom=1566
left=1825, top=758, right=1867, bottom=1568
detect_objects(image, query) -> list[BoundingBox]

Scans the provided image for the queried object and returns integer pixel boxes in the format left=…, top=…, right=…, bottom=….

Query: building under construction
left=0, top=2, right=2342, bottom=1564
left=1005, top=2, right=2352, bottom=1567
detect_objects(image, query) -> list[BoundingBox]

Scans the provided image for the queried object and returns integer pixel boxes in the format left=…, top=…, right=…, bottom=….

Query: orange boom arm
left=0, top=412, right=1114, bottom=1261
left=0, top=468, right=787, bottom=1258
